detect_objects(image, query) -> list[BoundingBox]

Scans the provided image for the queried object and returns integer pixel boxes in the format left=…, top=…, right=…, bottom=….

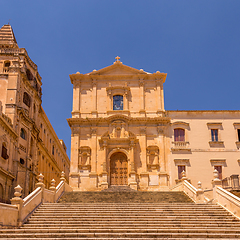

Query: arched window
left=1, top=143, right=8, bottom=160
left=113, top=95, right=123, bottom=110
left=174, top=128, right=185, bottom=142
left=20, top=128, right=26, bottom=140
left=23, top=92, right=31, bottom=107
left=20, top=158, right=25, bottom=165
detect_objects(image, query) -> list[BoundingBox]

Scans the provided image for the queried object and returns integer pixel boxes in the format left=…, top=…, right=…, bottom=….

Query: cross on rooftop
left=115, top=56, right=120, bottom=62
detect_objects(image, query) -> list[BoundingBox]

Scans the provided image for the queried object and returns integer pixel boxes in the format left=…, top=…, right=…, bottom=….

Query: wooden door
left=110, top=153, right=128, bottom=185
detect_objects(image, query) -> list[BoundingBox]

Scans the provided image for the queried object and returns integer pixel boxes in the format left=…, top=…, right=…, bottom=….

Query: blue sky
left=1, top=1, right=240, bottom=157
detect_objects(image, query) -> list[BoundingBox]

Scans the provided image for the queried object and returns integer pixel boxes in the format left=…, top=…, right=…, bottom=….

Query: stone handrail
left=0, top=203, right=18, bottom=228
left=215, top=186, right=240, bottom=219
left=0, top=172, right=72, bottom=228
left=55, top=181, right=64, bottom=202
left=171, top=180, right=204, bottom=203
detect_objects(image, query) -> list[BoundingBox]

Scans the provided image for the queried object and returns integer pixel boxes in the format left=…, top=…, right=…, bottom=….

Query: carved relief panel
left=146, top=145, right=159, bottom=170
left=78, top=146, right=91, bottom=171
left=110, top=120, right=129, bottom=138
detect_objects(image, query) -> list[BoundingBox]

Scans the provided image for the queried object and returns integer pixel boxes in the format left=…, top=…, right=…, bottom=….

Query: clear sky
left=1, top=1, right=240, bottom=157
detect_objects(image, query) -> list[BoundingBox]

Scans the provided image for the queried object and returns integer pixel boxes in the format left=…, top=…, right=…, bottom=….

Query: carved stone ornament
left=79, top=146, right=91, bottom=171
left=110, top=120, right=129, bottom=138
left=146, top=145, right=159, bottom=170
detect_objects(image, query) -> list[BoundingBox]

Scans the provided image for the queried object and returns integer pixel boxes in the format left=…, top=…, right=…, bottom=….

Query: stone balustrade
left=0, top=172, right=72, bottom=228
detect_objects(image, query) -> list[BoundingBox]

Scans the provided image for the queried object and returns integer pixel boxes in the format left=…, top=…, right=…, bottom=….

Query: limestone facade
left=0, top=24, right=70, bottom=201
left=68, top=57, right=240, bottom=191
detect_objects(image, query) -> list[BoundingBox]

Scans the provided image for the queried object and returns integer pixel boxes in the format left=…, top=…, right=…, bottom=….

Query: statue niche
left=147, top=145, right=160, bottom=170
left=78, top=146, right=91, bottom=171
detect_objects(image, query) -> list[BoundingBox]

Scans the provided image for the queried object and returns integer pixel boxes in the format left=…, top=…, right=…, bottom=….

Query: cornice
left=0, top=166, right=15, bottom=179
left=67, top=115, right=171, bottom=127
left=0, top=114, right=18, bottom=140
left=70, top=73, right=167, bottom=84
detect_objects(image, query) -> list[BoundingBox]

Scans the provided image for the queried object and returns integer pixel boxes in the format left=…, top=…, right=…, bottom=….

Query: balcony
left=171, top=141, right=191, bottom=153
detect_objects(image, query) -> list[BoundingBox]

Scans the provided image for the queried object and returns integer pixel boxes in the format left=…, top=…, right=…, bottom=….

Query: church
left=68, top=57, right=240, bottom=191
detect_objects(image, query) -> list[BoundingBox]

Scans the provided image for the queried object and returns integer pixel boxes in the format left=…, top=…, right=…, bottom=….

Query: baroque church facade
left=0, top=24, right=70, bottom=202
left=68, top=57, right=240, bottom=191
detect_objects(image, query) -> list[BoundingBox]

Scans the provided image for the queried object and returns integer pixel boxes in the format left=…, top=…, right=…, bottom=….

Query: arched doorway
left=110, top=152, right=128, bottom=185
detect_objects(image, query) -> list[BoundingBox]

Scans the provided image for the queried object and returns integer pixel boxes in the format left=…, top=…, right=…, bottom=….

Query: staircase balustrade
left=0, top=172, right=72, bottom=228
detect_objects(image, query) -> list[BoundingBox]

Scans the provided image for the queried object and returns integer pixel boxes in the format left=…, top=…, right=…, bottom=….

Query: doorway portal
left=110, top=152, right=128, bottom=185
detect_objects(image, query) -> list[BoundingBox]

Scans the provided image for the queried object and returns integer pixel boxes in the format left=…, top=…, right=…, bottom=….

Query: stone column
left=139, top=80, right=145, bottom=115
left=69, top=127, right=80, bottom=190
left=72, top=81, right=80, bottom=117
left=89, top=127, right=98, bottom=189
left=139, top=126, right=148, bottom=190
left=129, top=141, right=137, bottom=190
left=91, top=79, right=97, bottom=117
left=156, top=80, right=164, bottom=113
left=100, top=140, right=108, bottom=190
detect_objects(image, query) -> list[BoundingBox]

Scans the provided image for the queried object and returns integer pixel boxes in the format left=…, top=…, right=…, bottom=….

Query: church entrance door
left=110, top=152, right=128, bottom=185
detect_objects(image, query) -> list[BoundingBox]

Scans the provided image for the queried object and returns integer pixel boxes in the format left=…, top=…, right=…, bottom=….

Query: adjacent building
left=68, top=57, right=240, bottom=191
left=0, top=24, right=70, bottom=202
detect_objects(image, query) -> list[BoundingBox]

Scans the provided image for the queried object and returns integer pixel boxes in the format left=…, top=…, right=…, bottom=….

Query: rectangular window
left=211, top=129, right=218, bottom=142
left=178, top=165, right=186, bottom=179
left=174, top=129, right=185, bottom=142
left=238, top=129, right=240, bottom=142
left=1, top=145, right=8, bottom=159
left=214, top=166, right=222, bottom=179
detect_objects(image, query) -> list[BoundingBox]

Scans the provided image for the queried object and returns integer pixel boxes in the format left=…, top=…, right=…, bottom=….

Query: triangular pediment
left=88, top=61, right=148, bottom=76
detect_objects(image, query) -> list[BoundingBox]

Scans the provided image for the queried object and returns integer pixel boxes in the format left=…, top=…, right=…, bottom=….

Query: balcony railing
left=171, top=141, right=191, bottom=152
left=222, top=174, right=240, bottom=190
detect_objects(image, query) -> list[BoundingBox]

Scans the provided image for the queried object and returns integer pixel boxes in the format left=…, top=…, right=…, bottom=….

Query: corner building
left=0, top=24, right=70, bottom=201
left=68, top=57, right=240, bottom=191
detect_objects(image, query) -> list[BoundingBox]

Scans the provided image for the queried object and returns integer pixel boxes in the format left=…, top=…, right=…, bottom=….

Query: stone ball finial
left=14, top=185, right=22, bottom=198
left=213, top=169, right=219, bottom=180
left=197, top=181, right=202, bottom=190
left=51, top=179, right=56, bottom=188
left=60, top=171, right=66, bottom=182
left=50, top=179, right=56, bottom=191
left=38, top=173, right=44, bottom=183
left=181, top=170, right=186, bottom=178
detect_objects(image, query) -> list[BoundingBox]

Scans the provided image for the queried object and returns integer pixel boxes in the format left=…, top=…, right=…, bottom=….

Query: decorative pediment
left=88, top=59, right=148, bottom=76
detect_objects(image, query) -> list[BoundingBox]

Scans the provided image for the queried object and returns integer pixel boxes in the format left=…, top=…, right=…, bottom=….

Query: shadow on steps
left=58, top=190, right=193, bottom=203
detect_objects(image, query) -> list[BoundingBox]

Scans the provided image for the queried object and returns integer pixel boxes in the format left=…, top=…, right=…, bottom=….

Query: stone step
left=0, top=238, right=238, bottom=240
left=0, top=232, right=240, bottom=238
left=32, top=210, right=231, bottom=215
left=2, top=228, right=240, bottom=234
left=22, top=223, right=240, bottom=229
left=27, top=220, right=240, bottom=225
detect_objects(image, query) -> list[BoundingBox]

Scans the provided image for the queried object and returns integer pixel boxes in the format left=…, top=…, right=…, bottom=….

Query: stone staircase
left=1, top=191, right=240, bottom=239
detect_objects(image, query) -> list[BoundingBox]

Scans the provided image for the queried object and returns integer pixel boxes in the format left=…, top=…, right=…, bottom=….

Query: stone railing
left=0, top=172, right=72, bottom=228
left=171, top=171, right=204, bottom=203
left=222, top=174, right=239, bottom=190
left=215, top=186, right=240, bottom=219
left=171, top=169, right=240, bottom=219
left=172, top=141, right=190, bottom=148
